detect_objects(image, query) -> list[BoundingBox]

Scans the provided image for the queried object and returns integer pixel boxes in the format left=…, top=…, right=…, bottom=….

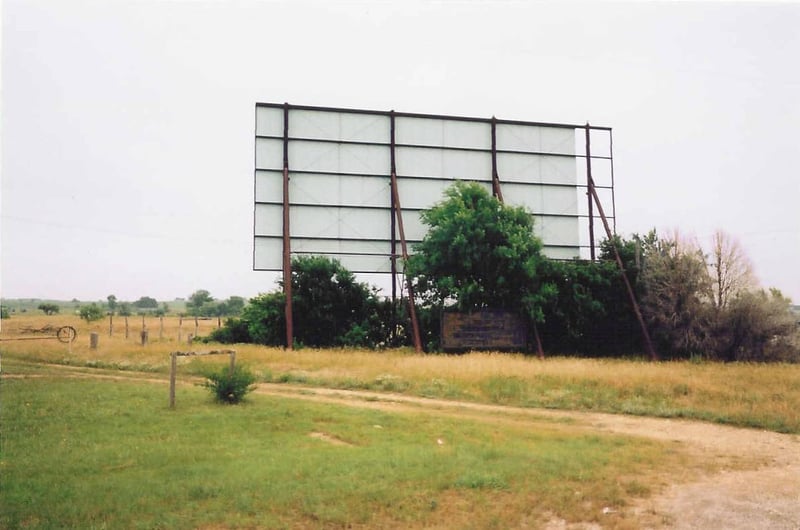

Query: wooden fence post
left=125, top=316, right=129, bottom=339
left=90, top=332, right=99, bottom=349
left=169, top=351, right=177, bottom=409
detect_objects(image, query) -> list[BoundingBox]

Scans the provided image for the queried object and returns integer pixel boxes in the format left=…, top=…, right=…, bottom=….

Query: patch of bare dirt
left=309, top=431, right=353, bottom=446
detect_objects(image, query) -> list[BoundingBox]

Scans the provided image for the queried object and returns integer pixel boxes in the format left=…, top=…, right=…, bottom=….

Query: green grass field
left=0, top=362, right=681, bottom=529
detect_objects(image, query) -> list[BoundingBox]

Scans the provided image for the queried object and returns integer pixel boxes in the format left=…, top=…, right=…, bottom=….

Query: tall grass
left=1, top=370, right=681, bottom=529
left=3, top=314, right=799, bottom=433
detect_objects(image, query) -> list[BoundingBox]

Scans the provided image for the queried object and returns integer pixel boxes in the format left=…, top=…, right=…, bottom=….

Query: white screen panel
left=289, top=140, right=389, bottom=175
left=324, top=254, right=393, bottom=273
left=256, top=106, right=284, bottom=137
left=496, top=124, right=575, bottom=155
left=254, top=203, right=283, bottom=237
left=255, top=138, right=284, bottom=170
left=534, top=216, right=581, bottom=247
left=255, top=170, right=283, bottom=203
left=401, top=209, right=428, bottom=242
left=496, top=153, right=576, bottom=185
left=289, top=109, right=390, bottom=143
left=290, top=173, right=390, bottom=208
left=502, top=183, right=578, bottom=216
left=290, top=205, right=390, bottom=241
left=540, top=127, right=576, bottom=155
left=254, top=237, right=283, bottom=270
left=543, top=246, right=582, bottom=260
left=395, top=116, right=491, bottom=149
left=292, top=238, right=389, bottom=256
left=396, top=178, right=455, bottom=210
left=396, top=146, right=492, bottom=180
left=496, top=124, right=544, bottom=152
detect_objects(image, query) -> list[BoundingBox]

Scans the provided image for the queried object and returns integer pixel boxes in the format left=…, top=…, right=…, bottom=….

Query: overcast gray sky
left=2, top=0, right=799, bottom=303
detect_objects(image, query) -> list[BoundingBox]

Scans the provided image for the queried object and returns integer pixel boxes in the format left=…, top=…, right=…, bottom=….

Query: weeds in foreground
left=202, top=364, right=257, bottom=404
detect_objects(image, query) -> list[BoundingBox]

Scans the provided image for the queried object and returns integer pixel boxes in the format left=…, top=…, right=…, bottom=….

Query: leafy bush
left=202, top=365, right=257, bottom=404
left=78, top=303, right=105, bottom=322
left=206, top=317, right=252, bottom=344
left=211, top=256, right=399, bottom=348
left=38, top=303, right=60, bottom=315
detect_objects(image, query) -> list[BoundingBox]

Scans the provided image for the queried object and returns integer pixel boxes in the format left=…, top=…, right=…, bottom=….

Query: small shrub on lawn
left=203, top=365, right=257, bottom=404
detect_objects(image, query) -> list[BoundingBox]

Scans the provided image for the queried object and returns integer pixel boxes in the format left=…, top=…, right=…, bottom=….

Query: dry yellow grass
left=3, top=313, right=799, bottom=432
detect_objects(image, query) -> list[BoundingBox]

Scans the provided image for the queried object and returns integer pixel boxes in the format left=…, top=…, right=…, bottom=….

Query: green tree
left=37, top=303, right=60, bottom=315
left=187, top=290, right=214, bottom=316
left=118, top=302, right=133, bottom=317
left=107, top=294, right=118, bottom=314
left=211, top=257, right=386, bottom=348
left=79, top=303, right=105, bottom=322
left=639, top=232, right=713, bottom=359
left=220, top=296, right=246, bottom=316
left=407, top=182, right=553, bottom=323
left=236, top=292, right=285, bottom=345
left=713, top=288, right=799, bottom=362
left=133, top=296, right=158, bottom=309
left=287, top=256, right=382, bottom=347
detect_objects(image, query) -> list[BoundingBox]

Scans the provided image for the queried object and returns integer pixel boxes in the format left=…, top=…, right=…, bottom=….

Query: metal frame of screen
left=254, top=102, right=617, bottom=353
left=254, top=102, right=614, bottom=273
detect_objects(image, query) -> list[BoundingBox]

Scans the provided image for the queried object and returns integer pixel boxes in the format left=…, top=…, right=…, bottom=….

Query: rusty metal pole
left=587, top=178, right=658, bottom=361
left=390, top=112, right=423, bottom=353
left=282, top=103, right=294, bottom=350
left=390, top=122, right=399, bottom=344
left=490, top=117, right=504, bottom=202
left=585, top=124, right=596, bottom=261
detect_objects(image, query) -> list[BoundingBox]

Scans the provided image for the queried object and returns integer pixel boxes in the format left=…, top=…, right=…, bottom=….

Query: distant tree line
left=208, top=183, right=798, bottom=362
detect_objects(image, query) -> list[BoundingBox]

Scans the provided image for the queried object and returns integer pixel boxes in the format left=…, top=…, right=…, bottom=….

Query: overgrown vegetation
left=209, top=182, right=798, bottom=361
left=208, top=256, right=401, bottom=349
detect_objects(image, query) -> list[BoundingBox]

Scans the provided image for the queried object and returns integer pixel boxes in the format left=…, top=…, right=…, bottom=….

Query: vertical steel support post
left=390, top=112, right=423, bottom=353
left=390, top=116, right=399, bottom=341
left=490, top=117, right=504, bottom=202
left=587, top=180, right=658, bottom=361
left=282, top=103, right=294, bottom=350
left=585, top=124, right=596, bottom=261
